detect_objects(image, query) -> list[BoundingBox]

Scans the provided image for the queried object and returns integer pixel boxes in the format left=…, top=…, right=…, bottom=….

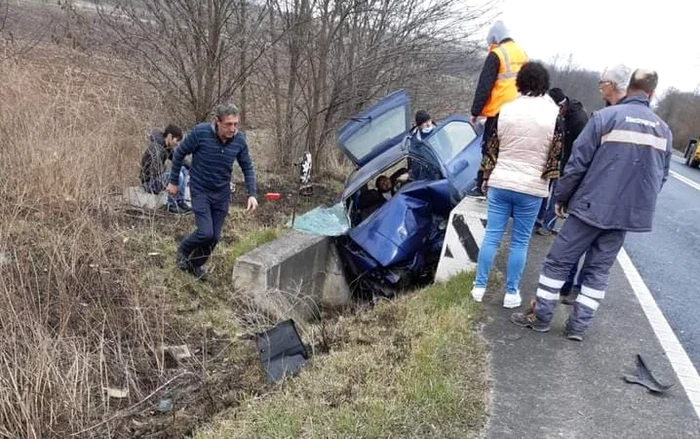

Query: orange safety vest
left=480, top=40, right=528, bottom=117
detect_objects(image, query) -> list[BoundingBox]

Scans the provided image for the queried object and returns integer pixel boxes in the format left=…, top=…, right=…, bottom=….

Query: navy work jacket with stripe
left=555, top=94, right=672, bottom=232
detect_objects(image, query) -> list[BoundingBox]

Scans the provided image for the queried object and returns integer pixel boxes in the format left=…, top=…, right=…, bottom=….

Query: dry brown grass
left=0, top=43, right=348, bottom=437
left=0, top=47, right=294, bottom=437
left=0, top=48, right=165, bottom=437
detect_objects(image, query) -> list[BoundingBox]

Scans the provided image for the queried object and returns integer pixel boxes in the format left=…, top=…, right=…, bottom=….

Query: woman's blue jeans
left=475, top=187, right=543, bottom=294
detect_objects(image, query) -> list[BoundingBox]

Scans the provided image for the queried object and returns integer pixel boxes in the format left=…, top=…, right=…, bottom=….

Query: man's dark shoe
left=167, top=203, right=188, bottom=214
left=564, top=322, right=584, bottom=341
left=177, top=255, right=208, bottom=281
left=191, top=265, right=208, bottom=281
left=560, top=283, right=573, bottom=296
left=535, top=227, right=552, bottom=236
left=565, top=331, right=584, bottom=342
left=176, top=252, right=190, bottom=272
left=510, top=300, right=550, bottom=332
left=465, top=186, right=486, bottom=200
left=176, top=201, right=192, bottom=213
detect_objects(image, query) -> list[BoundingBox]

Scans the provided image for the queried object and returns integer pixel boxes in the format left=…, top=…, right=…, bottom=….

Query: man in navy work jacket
left=167, top=103, right=258, bottom=280
left=510, top=68, right=672, bottom=341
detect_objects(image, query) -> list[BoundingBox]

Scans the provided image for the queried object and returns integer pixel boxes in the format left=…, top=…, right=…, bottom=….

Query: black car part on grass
left=256, top=319, right=309, bottom=384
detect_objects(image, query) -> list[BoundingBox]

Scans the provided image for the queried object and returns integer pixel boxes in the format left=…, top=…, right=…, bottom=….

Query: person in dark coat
left=139, top=124, right=190, bottom=213
left=535, top=88, right=589, bottom=235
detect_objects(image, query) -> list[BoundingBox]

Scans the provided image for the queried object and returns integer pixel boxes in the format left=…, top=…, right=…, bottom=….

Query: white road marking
left=617, top=248, right=700, bottom=419
left=670, top=170, right=700, bottom=192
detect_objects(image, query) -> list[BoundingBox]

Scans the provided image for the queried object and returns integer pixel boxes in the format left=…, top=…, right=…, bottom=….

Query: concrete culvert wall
left=232, top=230, right=351, bottom=322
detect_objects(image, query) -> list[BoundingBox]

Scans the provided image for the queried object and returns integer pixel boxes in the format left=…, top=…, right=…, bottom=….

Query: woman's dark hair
left=516, top=61, right=550, bottom=97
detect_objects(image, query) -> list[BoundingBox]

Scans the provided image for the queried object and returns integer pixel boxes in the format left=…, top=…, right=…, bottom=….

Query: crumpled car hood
left=348, top=179, right=451, bottom=267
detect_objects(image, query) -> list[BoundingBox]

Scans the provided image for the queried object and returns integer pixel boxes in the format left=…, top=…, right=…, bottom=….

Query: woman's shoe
left=503, top=291, right=522, bottom=309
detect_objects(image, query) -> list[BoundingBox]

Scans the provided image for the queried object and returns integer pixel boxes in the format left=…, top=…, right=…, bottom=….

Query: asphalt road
left=623, top=154, right=700, bottom=371
left=480, top=157, right=700, bottom=437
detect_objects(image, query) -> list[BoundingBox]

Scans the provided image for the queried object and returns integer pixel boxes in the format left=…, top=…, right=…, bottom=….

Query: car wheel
left=688, top=146, right=697, bottom=167
left=684, top=142, right=692, bottom=159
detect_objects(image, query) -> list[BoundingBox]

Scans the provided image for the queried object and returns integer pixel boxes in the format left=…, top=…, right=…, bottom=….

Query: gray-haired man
left=510, top=69, right=672, bottom=341
left=167, top=104, right=258, bottom=280
left=557, top=64, right=632, bottom=304
left=599, top=64, right=632, bottom=107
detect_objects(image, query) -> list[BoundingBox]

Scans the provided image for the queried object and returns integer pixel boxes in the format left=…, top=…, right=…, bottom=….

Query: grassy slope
left=195, top=272, right=487, bottom=439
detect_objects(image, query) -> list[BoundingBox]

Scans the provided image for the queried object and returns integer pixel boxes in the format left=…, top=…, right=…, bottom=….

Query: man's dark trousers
left=475, top=116, right=498, bottom=190
left=179, top=187, right=230, bottom=268
left=534, top=215, right=626, bottom=333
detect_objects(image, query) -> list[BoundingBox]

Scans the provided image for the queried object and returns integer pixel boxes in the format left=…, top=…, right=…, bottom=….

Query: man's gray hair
left=601, top=64, right=632, bottom=92
left=214, top=103, right=240, bottom=120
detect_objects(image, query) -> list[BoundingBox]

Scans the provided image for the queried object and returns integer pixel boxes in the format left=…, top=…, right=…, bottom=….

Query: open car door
left=337, top=90, right=411, bottom=167
left=422, top=116, right=483, bottom=203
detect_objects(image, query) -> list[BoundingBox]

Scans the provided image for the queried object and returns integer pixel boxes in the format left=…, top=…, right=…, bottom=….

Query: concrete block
left=322, top=242, right=352, bottom=308
left=123, top=186, right=167, bottom=209
left=232, top=230, right=351, bottom=322
left=435, top=196, right=488, bottom=283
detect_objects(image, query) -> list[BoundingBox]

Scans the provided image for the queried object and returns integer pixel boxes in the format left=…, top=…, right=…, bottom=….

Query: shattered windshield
left=291, top=202, right=350, bottom=236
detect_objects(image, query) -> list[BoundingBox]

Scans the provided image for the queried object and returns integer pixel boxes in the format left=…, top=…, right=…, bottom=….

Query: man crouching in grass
left=167, top=103, right=258, bottom=281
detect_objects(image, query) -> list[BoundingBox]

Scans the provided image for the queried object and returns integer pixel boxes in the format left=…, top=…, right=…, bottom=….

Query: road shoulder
left=480, top=233, right=700, bottom=438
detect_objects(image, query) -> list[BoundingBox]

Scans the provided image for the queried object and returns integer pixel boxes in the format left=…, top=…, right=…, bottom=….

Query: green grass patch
left=228, top=226, right=284, bottom=261
left=123, top=223, right=284, bottom=336
left=194, top=272, right=487, bottom=439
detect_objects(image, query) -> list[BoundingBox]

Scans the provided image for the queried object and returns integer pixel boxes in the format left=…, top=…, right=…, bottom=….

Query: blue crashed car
left=332, top=89, right=484, bottom=298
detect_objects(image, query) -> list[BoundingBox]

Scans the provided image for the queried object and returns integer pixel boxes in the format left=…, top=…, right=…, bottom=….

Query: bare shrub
left=0, top=50, right=173, bottom=437
left=655, top=88, right=700, bottom=151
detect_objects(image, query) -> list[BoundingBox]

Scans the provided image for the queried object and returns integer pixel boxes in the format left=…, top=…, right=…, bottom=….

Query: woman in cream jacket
left=470, top=61, right=563, bottom=309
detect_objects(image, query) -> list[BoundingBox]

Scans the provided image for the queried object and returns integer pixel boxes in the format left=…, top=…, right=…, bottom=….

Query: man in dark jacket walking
left=167, top=104, right=258, bottom=280
left=510, top=69, right=672, bottom=341
left=140, top=124, right=190, bottom=213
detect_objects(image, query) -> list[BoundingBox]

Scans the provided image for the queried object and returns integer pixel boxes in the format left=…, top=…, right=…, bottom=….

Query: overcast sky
left=477, top=0, right=700, bottom=96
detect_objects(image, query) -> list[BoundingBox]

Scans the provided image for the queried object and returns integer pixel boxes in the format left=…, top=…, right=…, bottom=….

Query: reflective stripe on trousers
left=534, top=215, right=626, bottom=332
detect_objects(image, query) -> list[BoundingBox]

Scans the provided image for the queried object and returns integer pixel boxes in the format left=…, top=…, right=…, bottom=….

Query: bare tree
left=90, top=0, right=493, bottom=170
left=238, top=0, right=249, bottom=126
left=547, top=54, right=604, bottom=114
left=265, top=0, right=494, bottom=169
left=95, top=0, right=276, bottom=124
left=656, top=89, right=700, bottom=151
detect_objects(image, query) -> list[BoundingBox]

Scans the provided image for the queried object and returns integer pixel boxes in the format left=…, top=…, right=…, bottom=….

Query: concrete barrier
left=122, top=179, right=191, bottom=209
left=232, top=230, right=351, bottom=322
left=123, top=186, right=167, bottom=209
left=435, top=196, right=488, bottom=282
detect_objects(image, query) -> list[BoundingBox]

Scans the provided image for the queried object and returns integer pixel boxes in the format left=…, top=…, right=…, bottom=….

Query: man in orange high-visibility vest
left=467, top=20, right=528, bottom=198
